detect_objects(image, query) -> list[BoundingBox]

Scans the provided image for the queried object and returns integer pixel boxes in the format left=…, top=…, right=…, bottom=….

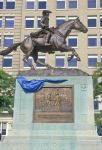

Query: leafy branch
left=0, top=69, right=15, bottom=114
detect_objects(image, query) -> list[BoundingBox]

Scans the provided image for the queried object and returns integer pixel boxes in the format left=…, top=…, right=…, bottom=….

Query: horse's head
left=73, top=17, right=88, bottom=33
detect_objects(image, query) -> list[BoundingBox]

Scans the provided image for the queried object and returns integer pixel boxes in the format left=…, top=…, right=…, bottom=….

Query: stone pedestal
left=0, top=69, right=102, bottom=150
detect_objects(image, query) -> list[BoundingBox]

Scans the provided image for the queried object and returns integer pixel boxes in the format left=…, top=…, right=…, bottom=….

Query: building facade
left=94, top=94, right=102, bottom=113
left=0, top=0, right=102, bottom=76
left=0, top=112, right=13, bottom=140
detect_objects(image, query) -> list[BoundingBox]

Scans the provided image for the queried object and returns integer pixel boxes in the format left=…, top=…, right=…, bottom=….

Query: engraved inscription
left=80, top=84, right=87, bottom=91
left=33, top=86, right=74, bottom=123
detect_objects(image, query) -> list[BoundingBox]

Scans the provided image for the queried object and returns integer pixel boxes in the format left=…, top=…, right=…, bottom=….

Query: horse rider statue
left=30, top=10, right=54, bottom=45
left=0, top=10, right=88, bottom=69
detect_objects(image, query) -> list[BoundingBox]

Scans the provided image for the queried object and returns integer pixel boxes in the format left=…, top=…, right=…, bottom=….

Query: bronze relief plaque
left=33, top=86, right=74, bottom=123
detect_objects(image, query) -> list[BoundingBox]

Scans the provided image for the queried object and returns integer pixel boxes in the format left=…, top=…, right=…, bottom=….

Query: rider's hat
left=42, top=10, right=52, bottom=15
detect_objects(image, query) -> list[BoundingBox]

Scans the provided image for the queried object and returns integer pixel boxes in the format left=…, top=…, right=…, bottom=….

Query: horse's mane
left=56, top=19, right=75, bottom=29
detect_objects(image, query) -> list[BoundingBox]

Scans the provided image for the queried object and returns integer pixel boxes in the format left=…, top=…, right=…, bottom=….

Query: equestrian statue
left=0, top=10, right=88, bottom=69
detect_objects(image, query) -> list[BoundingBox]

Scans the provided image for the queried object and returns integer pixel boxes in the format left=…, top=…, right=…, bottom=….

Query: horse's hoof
left=31, top=66, right=35, bottom=70
left=67, top=57, right=72, bottom=61
left=45, top=63, right=53, bottom=69
left=77, top=58, right=81, bottom=61
left=47, top=66, right=53, bottom=69
left=68, top=58, right=71, bottom=61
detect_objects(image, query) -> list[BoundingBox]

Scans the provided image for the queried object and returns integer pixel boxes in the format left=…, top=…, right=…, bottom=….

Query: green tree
left=92, top=63, right=102, bottom=129
left=93, top=62, right=102, bottom=97
left=0, top=69, right=15, bottom=114
left=95, top=111, right=102, bottom=126
left=93, top=62, right=102, bottom=80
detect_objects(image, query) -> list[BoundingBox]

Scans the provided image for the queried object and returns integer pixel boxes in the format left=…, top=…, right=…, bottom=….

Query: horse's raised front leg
left=67, top=48, right=81, bottom=61
left=60, top=44, right=81, bottom=61
left=72, top=49, right=81, bottom=61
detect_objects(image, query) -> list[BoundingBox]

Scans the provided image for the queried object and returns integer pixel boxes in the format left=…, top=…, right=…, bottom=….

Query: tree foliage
left=0, top=69, right=15, bottom=114
left=95, top=111, right=102, bottom=126
left=92, top=63, right=102, bottom=128
left=93, top=62, right=102, bottom=97
left=93, top=62, right=102, bottom=80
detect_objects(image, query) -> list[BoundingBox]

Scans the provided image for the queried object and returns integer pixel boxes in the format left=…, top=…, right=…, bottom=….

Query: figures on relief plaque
left=33, top=87, right=74, bottom=123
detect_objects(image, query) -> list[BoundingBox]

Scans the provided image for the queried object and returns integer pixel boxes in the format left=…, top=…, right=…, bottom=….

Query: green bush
left=0, top=69, right=15, bottom=114
left=95, top=111, right=102, bottom=126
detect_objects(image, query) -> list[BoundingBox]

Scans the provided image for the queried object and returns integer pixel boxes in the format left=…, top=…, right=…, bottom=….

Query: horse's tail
left=0, top=42, right=21, bottom=56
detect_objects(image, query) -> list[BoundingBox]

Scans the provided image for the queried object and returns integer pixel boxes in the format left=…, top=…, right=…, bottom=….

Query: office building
left=0, top=0, right=102, bottom=75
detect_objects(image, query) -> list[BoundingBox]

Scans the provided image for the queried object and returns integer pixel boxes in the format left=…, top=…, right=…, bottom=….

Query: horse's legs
left=36, top=59, right=53, bottom=69
left=71, top=49, right=81, bottom=61
left=31, top=51, right=53, bottom=69
left=20, top=37, right=35, bottom=69
left=60, top=44, right=81, bottom=61
left=23, top=51, right=35, bottom=70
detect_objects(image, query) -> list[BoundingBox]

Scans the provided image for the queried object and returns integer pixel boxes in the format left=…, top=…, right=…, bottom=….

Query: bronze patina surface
left=33, top=86, right=74, bottom=123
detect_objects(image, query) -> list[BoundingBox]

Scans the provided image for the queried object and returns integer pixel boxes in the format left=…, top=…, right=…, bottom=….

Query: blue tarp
left=17, top=76, right=67, bottom=93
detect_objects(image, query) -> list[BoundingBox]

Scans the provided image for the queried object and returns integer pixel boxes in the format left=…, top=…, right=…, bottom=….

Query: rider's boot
left=45, top=33, right=51, bottom=45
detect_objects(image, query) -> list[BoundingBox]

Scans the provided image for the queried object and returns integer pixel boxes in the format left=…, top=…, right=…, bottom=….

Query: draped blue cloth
left=17, top=76, right=67, bottom=93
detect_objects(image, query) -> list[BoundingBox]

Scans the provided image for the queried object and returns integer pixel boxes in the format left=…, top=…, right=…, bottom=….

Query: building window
left=88, top=0, right=96, bottom=8
left=36, top=56, right=46, bottom=68
left=68, top=36, right=78, bottom=48
left=37, top=17, right=41, bottom=28
left=23, top=57, right=33, bottom=68
left=101, top=55, right=102, bottom=62
left=88, top=55, right=97, bottom=67
left=2, top=55, right=12, bottom=68
left=88, top=16, right=96, bottom=28
left=25, top=17, right=34, bottom=28
left=68, top=0, right=77, bottom=9
left=0, top=0, right=3, bottom=9
left=56, top=0, right=65, bottom=9
left=100, top=16, right=102, bottom=27
left=0, top=17, right=2, bottom=28
left=0, top=36, right=1, bottom=47
left=1, top=123, right=7, bottom=135
left=100, top=0, right=102, bottom=7
left=0, top=123, right=7, bottom=136
left=6, top=0, right=15, bottom=9
left=26, top=0, right=35, bottom=9
left=56, top=17, right=65, bottom=27
left=55, top=55, right=64, bottom=67
left=4, top=36, right=13, bottom=47
left=100, top=35, right=102, bottom=47
left=38, top=0, right=47, bottom=9
left=68, top=16, right=77, bottom=20
left=68, top=56, right=77, bottom=68
left=5, top=17, right=14, bottom=28
left=88, top=35, right=97, bottom=47
left=94, top=101, right=99, bottom=110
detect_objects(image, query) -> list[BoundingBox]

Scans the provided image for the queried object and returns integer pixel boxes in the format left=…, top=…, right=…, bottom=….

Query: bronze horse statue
left=0, top=17, right=88, bottom=69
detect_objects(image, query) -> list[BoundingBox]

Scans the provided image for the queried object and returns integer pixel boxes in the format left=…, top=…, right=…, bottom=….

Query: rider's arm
left=40, top=17, right=48, bottom=29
